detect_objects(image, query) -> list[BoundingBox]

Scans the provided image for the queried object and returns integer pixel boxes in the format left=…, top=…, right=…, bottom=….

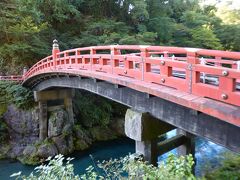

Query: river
left=0, top=134, right=228, bottom=179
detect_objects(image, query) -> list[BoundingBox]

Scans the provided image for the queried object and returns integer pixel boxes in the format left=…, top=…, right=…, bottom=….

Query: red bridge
left=1, top=40, right=240, bottom=154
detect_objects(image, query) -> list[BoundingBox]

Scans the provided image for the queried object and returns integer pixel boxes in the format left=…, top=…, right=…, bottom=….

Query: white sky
left=201, top=0, right=240, bottom=10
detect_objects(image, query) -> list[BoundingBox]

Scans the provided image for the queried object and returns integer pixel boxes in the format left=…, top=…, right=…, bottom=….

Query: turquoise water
left=0, top=138, right=135, bottom=179
left=0, top=136, right=228, bottom=179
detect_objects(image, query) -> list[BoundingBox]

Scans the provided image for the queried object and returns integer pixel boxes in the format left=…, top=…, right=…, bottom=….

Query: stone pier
left=125, top=108, right=196, bottom=169
left=124, top=109, right=174, bottom=165
left=34, top=89, right=75, bottom=141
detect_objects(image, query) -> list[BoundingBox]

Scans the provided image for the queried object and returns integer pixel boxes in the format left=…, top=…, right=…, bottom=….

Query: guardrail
left=0, top=75, right=22, bottom=81
left=7, top=44, right=240, bottom=106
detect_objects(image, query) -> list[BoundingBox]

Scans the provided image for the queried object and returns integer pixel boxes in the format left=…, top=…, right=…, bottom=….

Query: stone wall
left=0, top=105, right=39, bottom=159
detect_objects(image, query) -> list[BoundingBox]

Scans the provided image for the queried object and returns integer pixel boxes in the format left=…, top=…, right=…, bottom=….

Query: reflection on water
left=0, top=135, right=229, bottom=179
left=158, top=130, right=228, bottom=176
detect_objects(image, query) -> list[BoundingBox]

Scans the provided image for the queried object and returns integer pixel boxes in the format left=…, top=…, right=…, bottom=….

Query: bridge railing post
left=186, top=50, right=198, bottom=94
left=90, top=47, right=96, bottom=71
left=140, top=46, right=150, bottom=81
left=111, top=45, right=119, bottom=74
left=52, top=39, right=60, bottom=70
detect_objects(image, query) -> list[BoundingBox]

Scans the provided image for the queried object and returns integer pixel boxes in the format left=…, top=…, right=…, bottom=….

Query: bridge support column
left=135, top=140, right=158, bottom=166
left=39, top=101, right=48, bottom=141
left=64, top=97, right=74, bottom=125
left=125, top=109, right=174, bottom=165
left=177, top=128, right=196, bottom=173
left=34, top=89, right=75, bottom=140
left=177, top=129, right=195, bottom=156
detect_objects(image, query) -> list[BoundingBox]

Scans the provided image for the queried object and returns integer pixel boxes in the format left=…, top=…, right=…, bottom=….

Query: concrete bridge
left=1, top=40, right=240, bottom=166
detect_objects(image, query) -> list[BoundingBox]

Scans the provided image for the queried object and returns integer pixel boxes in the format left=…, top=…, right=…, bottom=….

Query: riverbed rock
left=48, top=109, right=69, bottom=137
left=73, top=125, right=92, bottom=150
left=74, top=138, right=90, bottom=150
left=22, top=145, right=37, bottom=156
left=17, top=145, right=39, bottom=165
left=90, top=126, right=117, bottom=141
left=52, top=135, right=74, bottom=155
left=74, top=125, right=92, bottom=143
left=109, top=118, right=125, bottom=136
left=3, top=105, right=39, bottom=138
left=37, top=142, right=58, bottom=158
left=0, top=144, right=10, bottom=159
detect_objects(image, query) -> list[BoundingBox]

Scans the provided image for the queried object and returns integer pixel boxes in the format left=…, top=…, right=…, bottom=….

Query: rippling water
left=0, top=135, right=229, bottom=179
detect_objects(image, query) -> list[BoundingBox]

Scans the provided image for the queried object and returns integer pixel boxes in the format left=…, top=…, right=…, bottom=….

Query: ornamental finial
left=53, top=39, right=59, bottom=49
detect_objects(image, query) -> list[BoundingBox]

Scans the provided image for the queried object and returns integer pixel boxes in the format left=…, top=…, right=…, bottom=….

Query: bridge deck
left=25, top=68, right=240, bottom=127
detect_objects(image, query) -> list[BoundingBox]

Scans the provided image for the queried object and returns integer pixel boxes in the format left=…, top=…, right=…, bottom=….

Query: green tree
left=215, top=24, right=240, bottom=51
left=0, top=0, right=48, bottom=74
left=190, top=26, right=223, bottom=49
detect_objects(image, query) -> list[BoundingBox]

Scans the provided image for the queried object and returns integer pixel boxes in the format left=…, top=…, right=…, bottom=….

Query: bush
left=11, top=155, right=79, bottom=180
left=205, top=152, right=240, bottom=180
left=0, top=81, right=34, bottom=110
left=11, top=154, right=196, bottom=180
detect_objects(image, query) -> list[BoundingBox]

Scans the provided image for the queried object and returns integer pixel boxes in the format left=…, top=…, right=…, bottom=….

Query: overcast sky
left=201, top=0, right=240, bottom=10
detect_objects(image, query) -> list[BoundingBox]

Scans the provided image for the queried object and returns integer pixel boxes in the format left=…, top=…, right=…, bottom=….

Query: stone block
left=125, top=109, right=174, bottom=141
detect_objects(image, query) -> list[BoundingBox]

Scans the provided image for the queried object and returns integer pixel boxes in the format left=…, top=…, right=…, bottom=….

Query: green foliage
left=190, top=27, right=223, bottom=49
left=88, top=153, right=195, bottom=180
left=73, top=90, right=127, bottom=128
left=0, top=0, right=239, bottom=75
left=0, top=0, right=49, bottom=73
left=12, top=154, right=79, bottom=179
left=0, top=81, right=34, bottom=110
left=215, top=24, right=240, bottom=51
left=73, top=90, right=124, bottom=128
left=205, top=152, right=240, bottom=180
left=12, top=154, right=196, bottom=180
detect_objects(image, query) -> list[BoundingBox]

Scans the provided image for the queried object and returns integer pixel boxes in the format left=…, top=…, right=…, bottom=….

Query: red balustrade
left=2, top=45, right=240, bottom=106
left=0, top=75, right=22, bottom=81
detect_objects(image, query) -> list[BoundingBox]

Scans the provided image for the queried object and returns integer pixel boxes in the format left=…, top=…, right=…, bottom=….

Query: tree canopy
left=0, top=0, right=239, bottom=74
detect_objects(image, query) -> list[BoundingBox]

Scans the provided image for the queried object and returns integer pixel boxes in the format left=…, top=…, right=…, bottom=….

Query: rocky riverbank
left=0, top=89, right=126, bottom=165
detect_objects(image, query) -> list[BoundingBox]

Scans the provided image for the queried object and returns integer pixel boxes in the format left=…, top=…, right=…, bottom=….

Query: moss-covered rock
left=109, top=118, right=125, bottom=136
left=18, top=153, right=40, bottom=165
left=36, top=139, right=58, bottom=159
left=19, top=139, right=59, bottom=165
left=0, top=118, right=9, bottom=142
left=18, top=145, right=39, bottom=165
left=74, top=139, right=90, bottom=150
left=73, top=125, right=92, bottom=150
left=0, top=144, right=10, bottom=159
left=0, top=104, right=7, bottom=117
left=90, top=126, right=117, bottom=141
left=48, top=108, right=69, bottom=137
left=52, top=135, right=74, bottom=155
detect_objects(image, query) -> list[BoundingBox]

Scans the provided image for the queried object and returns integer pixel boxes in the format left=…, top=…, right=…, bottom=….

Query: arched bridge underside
left=11, top=45, right=240, bottom=152
left=23, top=71, right=240, bottom=152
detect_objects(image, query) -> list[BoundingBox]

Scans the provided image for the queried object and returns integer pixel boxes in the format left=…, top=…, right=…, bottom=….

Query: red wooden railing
left=0, top=75, right=23, bottom=81
left=1, top=43, right=240, bottom=106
